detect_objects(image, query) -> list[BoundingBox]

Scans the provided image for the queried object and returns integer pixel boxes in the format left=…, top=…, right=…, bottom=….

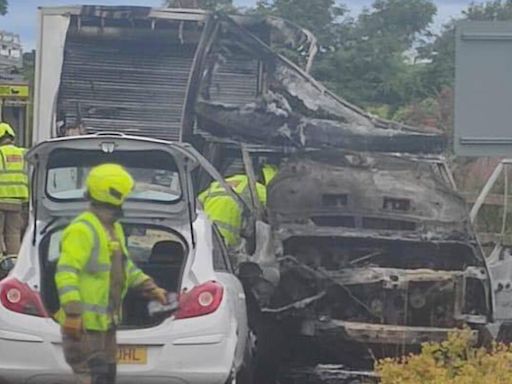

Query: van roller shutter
left=58, top=34, right=196, bottom=141
left=208, top=55, right=260, bottom=105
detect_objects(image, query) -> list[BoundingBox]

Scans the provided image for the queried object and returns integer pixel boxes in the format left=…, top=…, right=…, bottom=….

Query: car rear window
left=46, top=149, right=181, bottom=203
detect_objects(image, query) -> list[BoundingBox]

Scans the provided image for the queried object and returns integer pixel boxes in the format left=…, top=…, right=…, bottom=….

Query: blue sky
left=2, top=0, right=473, bottom=51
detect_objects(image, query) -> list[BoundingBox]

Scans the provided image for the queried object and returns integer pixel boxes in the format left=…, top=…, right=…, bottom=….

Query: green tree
left=464, top=0, right=512, bottom=20
left=0, top=0, right=8, bottom=15
left=164, top=0, right=234, bottom=11
left=255, top=0, right=347, bottom=49
left=417, top=23, right=455, bottom=97
left=420, top=0, right=512, bottom=97
left=358, top=0, right=436, bottom=48
left=316, top=0, right=436, bottom=110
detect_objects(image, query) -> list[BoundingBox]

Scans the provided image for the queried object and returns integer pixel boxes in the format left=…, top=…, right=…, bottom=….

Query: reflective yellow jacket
left=0, top=144, right=28, bottom=203
left=262, top=164, right=278, bottom=186
left=198, top=175, right=266, bottom=246
left=55, top=211, right=149, bottom=331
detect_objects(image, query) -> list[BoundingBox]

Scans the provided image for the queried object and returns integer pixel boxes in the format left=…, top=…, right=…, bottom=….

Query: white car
left=0, top=134, right=251, bottom=384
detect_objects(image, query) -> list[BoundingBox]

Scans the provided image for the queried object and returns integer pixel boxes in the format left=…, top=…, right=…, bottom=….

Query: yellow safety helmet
left=262, top=164, right=278, bottom=186
left=0, top=122, right=15, bottom=139
left=86, top=164, right=134, bottom=207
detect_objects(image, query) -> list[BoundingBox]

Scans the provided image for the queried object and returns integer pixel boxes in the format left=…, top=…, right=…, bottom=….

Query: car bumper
left=0, top=308, right=238, bottom=384
left=0, top=334, right=234, bottom=384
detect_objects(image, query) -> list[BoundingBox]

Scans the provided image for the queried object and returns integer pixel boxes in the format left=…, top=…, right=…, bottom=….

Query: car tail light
left=0, top=277, right=48, bottom=318
left=175, top=281, right=224, bottom=320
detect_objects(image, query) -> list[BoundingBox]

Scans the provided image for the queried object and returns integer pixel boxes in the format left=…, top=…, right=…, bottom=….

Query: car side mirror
left=0, top=256, right=16, bottom=279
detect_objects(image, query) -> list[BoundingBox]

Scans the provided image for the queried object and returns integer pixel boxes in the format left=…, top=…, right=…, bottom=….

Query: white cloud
left=0, top=0, right=477, bottom=50
left=2, top=0, right=162, bottom=51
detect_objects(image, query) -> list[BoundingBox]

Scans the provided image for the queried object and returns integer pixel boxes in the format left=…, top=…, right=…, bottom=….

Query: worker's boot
left=89, top=357, right=110, bottom=384
left=106, top=363, right=116, bottom=383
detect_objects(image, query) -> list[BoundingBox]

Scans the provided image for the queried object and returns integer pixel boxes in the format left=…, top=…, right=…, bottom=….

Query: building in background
left=0, top=31, right=23, bottom=69
left=0, top=31, right=30, bottom=147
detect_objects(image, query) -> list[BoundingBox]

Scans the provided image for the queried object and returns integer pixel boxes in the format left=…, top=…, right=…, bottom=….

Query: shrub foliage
left=377, top=330, right=512, bottom=383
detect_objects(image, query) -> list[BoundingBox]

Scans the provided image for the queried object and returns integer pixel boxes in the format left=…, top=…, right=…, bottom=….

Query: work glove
left=151, top=287, right=169, bottom=305
left=140, top=279, right=169, bottom=305
left=62, top=315, right=83, bottom=340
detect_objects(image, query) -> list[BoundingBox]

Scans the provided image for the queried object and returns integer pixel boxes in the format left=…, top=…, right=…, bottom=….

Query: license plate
left=117, top=346, right=147, bottom=365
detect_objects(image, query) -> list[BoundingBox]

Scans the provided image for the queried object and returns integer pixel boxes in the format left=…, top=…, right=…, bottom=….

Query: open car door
left=26, top=132, right=252, bottom=237
left=26, top=133, right=200, bottom=221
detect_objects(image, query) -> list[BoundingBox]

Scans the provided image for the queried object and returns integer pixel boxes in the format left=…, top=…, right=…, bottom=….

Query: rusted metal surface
left=267, top=151, right=469, bottom=230
left=52, top=7, right=499, bottom=381
left=56, top=7, right=260, bottom=141
left=55, top=6, right=446, bottom=154
left=58, top=32, right=196, bottom=140
left=315, top=320, right=479, bottom=345
left=245, top=151, right=493, bottom=377
left=194, top=14, right=446, bottom=154
left=319, top=266, right=486, bottom=287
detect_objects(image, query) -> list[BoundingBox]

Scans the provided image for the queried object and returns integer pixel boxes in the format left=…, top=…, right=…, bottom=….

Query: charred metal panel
left=79, top=5, right=153, bottom=19
left=315, top=320, right=479, bottom=345
left=231, top=14, right=318, bottom=72
left=58, top=32, right=196, bottom=140
left=272, top=242, right=488, bottom=320
left=195, top=101, right=445, bottom=153
left=263, top=237, right=489, bottom=364
left=268, top=152, right=470, bottom=233
left=208, top=55, right=260, bottom=105
left=250, top=152, right=491, bottom=370
left=57, top=10, right=205, bottom=141
left=54, top=9, right=445, bottom=152
left=194, top=15, right=446, bottom=154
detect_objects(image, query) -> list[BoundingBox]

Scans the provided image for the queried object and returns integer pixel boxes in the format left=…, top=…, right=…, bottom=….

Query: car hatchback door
left=26, top=133, right=198, bottom=222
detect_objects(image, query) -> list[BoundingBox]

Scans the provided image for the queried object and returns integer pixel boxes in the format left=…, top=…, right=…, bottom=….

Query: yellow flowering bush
left=377, top=330, right=512, bottom=384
